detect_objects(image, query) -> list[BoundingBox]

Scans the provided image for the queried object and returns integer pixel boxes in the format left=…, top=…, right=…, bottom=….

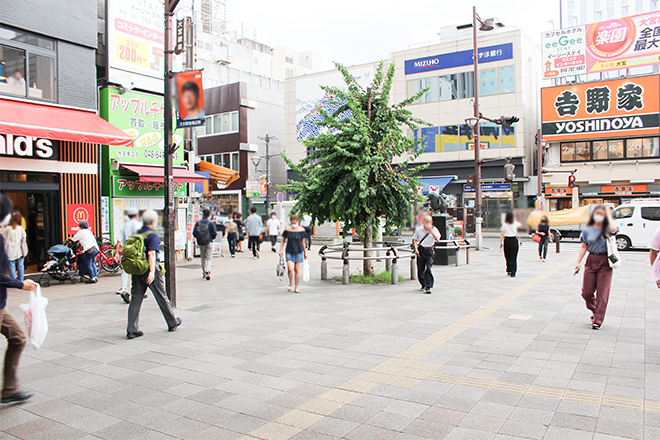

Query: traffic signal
left=504, top=163, right=515, bottom=182
left=466, top=174, right=476, bottom=187
left=500, top=116, right=520, bottom=127
left=568, top=173, right=576, bottom=188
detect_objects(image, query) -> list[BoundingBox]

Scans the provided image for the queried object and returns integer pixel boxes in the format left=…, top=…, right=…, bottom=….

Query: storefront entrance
left=1, top=172, right=62, bottom=270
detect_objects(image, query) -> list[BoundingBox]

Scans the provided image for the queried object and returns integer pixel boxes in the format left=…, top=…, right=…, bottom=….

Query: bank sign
left=541, top=74, right=660, bottom=141
left=405, top=43, right=513, bottom=75
left=100, top=87, right=184, bottom=167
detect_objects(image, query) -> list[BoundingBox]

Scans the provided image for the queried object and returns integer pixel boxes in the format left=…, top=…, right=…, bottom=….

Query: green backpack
left=121, top=231, right=155, bottom=275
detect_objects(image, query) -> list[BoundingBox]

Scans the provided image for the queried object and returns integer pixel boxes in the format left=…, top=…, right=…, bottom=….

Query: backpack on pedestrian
left=194, top=221, right=211, bottom=246
left=121, top=231, right=155, bottom=275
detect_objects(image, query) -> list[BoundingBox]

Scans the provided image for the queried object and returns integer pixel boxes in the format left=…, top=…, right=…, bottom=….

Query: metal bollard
left=321, top=258, right=327, bottom=280
left=466, top=247, right=470, bottom=265
left=411, top=254, right=417, bottom=280
left=556, top=239, right=560, bottom=253
left=391, top=260, right=398, bottom=284
left=342, top=260, right=350, bottom=285
left=385, top=256, right=391, bottom=273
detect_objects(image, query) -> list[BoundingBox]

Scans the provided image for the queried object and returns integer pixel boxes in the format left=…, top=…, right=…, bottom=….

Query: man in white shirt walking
left=267, top=212, right=281, bottom=252
left=412, top=215, right=441, bottom=294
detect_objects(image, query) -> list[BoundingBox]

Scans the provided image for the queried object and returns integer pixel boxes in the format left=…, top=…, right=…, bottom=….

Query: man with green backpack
left=121, top=209, right=181, bottom=339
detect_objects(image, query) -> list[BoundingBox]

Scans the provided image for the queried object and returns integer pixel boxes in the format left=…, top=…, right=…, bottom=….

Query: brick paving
left=0, top=242, right=658, bottom=440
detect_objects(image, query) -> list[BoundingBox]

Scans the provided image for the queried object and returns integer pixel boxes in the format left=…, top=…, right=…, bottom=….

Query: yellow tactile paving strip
left=426, top=371, right=658, bottom=413
left=235, top=254, right=655, bottom=440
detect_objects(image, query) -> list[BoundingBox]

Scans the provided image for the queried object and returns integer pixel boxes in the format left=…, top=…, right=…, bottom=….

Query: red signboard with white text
left=66, top=204, right=95, bottom=235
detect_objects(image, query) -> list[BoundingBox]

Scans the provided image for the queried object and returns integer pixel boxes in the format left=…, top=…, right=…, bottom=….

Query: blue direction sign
left=464, top=183, right=512, bottom=192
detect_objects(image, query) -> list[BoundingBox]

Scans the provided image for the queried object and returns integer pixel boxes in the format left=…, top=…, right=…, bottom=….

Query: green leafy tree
left=283, top=61, right=429, bottom=276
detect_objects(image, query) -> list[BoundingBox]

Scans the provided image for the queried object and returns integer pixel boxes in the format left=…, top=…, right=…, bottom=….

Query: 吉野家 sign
left=66, top=203, right=95, bottom=234
left=404, top=43, right=513, bottom=75
left=112, top=176, right=187, bottom=198
left=100, top=87, right=184, bottom=167
left=0, top=135, right=59, bottom=160
left=541, top=74, right=660, bottom=141
left=543, top=10, right=660, bottom=79
left=175, top=70, right=205, bottom=128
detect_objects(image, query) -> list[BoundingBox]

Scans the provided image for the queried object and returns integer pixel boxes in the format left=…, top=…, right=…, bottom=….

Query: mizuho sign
left=0, top=134, right=59, bottom=160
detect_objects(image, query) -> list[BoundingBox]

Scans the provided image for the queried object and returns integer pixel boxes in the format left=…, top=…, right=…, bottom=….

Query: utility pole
left=164, top=0, right=179, bottom=306
left=537, top=128, right=544, bottom=211
left=472, top=6, right=483, bottom=251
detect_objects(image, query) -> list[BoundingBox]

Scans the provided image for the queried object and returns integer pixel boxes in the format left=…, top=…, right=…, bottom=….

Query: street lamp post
left=256, top=134, right=277, bottom=213
left=164, top=0, right=179, bottom=306
left=471, top=7, right=495, bottom=251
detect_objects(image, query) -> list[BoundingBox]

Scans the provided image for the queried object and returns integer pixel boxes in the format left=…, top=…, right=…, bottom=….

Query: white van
left=613, top=200, right=660, bottom=250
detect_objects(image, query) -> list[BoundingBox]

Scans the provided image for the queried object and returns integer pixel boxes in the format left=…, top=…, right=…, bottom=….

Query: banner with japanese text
left=100, top=87, right=185, bottom=167
left=112, top=176, right=187, bottom=198
left=542, top=10, right=660, bottom=79
left=541, top=74, right=660, bottom=141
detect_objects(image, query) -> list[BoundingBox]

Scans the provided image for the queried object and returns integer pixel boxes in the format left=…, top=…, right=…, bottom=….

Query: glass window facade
left=0, top=25, right=56, bottom=101
left=500, top=66, right=514, bottom=93
left=479, top=69, right=498, bottom=96
left=560, top=137, right=660, bottom=162
left=201, top=111, right=239, bottom=136
left=414, top=123, right=515, bottom=152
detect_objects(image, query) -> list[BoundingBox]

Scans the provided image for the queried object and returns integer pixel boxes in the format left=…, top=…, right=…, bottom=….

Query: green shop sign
left=100, top=87, right=184, bottom=167
left=113, top=176, right=187, bottom=198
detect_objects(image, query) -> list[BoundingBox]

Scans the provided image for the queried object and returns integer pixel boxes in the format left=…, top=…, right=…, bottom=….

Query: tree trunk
left=363, top=222, right=374, bottom=276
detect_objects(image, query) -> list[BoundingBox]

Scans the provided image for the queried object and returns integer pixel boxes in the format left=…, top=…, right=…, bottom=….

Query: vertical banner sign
left=175, top=19, right=184, bottom=55
left=66, top=204, right=95, bottom=234
left=542, top=27, right=587, bottom=78
left=175, top=70, right=205, bottom=128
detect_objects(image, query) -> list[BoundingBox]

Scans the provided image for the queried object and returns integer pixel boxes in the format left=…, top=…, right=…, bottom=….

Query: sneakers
left=424, top=288, right=432, bottom=294
left=256, top=250, right=260, bottom=259
left=120, top=292, right=130, bottom=304
left=1, top=391, right=33, bottom=404
left=116, top=288, right=126, bottom=295
left=205, top=271, right=211, bottom=281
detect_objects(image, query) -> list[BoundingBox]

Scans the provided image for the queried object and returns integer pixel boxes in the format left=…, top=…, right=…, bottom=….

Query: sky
left=228, top=0, right=561, bottom=67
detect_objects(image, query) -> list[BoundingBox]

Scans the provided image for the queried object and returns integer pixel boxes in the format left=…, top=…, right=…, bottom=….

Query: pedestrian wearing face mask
left=537, top=215, right=552, bottom=262
left=575, top=204, right=618, bottom=330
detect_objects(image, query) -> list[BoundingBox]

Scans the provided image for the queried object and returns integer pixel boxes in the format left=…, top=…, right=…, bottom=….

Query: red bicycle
left=96, top=241, right=123, bottom=273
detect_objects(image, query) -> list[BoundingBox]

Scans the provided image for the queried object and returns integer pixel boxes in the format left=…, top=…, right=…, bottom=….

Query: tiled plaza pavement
left=1, top=242, right=658, bottom=440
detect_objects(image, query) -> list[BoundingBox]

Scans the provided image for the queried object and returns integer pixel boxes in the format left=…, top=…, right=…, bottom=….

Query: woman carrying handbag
left=575, top=204, right=618, bottom=330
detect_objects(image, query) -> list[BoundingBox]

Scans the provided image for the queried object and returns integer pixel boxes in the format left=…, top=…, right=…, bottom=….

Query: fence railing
left=318, top=239, right=472, bottom=285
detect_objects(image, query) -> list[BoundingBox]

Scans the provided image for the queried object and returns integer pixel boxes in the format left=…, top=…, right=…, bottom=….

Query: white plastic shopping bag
left=18, top=285, right=49, bottom=349
left=302, top=258, right=310, bottom=282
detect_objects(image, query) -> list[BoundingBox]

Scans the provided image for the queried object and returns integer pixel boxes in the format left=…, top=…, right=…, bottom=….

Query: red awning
left=0, top=98, right=134, bottom=146
left=120, top=164, right=206, bottom=184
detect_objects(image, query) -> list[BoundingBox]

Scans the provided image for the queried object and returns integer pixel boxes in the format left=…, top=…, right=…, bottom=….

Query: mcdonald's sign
left=66, top=203, right=95, bottom=234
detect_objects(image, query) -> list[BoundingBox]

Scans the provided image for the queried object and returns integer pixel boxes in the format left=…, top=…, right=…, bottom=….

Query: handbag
left=276, top=255, right=286, bottom=281
left=21, top=237, right=28, bottom=257
left=531, top=233, right=541, bottom=243
left=606, top=235, right=621, bottom=269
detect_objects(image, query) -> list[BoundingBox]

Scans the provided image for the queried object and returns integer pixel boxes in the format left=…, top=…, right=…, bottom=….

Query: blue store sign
left=464, top=183, right=512, bottom=192
left=405, top=43, right=513, bottom=75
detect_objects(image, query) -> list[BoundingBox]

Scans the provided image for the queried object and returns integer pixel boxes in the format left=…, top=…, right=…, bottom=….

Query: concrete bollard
left=321, top=258, right=327, bottom=280
left=342, top=261, right=350, bottom=285
left=411, top=255, right=417, bottom=280
left=385, top=256, right=391, bottom=273
left=391, top=261, right=398, bottom=284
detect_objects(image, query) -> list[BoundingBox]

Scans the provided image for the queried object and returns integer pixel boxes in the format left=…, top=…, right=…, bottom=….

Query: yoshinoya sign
left=0, top=134, right=59, bottom=160
left=404, top=43, right=513, bottom=75
left=541, top=74, right=660, bottom=141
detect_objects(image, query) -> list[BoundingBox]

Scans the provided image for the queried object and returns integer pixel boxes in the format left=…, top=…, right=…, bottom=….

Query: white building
left=285, top=25, right=543, bottom=229
left=560, top=0, right=659, bottom=26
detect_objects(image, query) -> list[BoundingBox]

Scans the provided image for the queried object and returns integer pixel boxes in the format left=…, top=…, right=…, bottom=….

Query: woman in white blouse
left=500, top=211, right=521, bottom=277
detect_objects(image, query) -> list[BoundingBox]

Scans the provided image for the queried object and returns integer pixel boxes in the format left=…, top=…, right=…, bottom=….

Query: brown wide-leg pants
left=581, top=254, right=613, bottom=326
left=0, top=308, right=26, bottom=397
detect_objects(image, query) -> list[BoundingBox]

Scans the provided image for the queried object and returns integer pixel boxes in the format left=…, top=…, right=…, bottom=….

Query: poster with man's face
left=175, top=70, right=205, bottom=128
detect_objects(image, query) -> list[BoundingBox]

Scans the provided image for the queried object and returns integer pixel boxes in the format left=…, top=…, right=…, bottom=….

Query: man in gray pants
left=126, top=209, right=181, bottom=339
left=193, top=208, right=217, bottom=280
